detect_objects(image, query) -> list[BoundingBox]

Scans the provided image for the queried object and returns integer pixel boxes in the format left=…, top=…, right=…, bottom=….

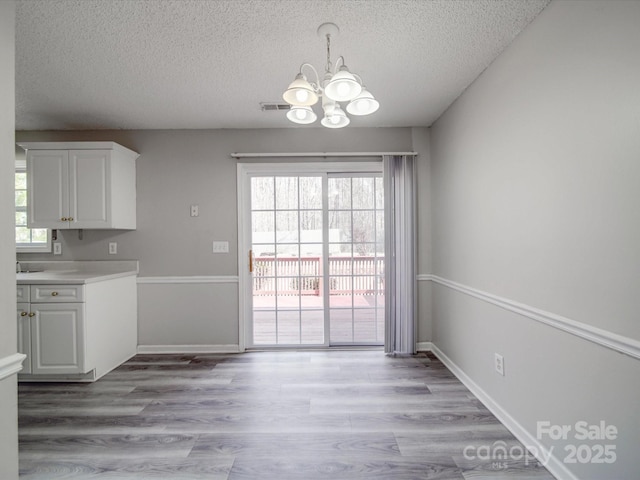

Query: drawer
left=30, top=284, right=84, bottom=303
left=17, top=284, right=30, bottom=302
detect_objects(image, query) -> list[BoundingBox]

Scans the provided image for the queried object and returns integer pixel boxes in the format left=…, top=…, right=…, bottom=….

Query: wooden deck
left=252, top=293, right=384, bottom=346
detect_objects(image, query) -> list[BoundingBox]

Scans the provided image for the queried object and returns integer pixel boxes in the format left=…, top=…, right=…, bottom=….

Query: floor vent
left=260, top=102, right=291, bottom=111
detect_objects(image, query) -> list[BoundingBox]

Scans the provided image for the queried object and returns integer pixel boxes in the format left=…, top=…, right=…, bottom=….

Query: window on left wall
left=16, top=162, right=51, bottom=253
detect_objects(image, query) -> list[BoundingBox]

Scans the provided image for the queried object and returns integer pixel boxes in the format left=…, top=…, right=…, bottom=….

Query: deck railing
left=253, top=256, right=384, bottom=296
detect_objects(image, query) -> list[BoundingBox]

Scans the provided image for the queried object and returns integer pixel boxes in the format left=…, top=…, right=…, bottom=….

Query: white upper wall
left=431, top=0, right=640, bottom=341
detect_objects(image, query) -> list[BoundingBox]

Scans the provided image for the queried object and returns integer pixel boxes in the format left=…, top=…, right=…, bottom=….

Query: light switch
left=190, top=205, right=199, bottom=217
left=212, top=241, right=229, bottom=253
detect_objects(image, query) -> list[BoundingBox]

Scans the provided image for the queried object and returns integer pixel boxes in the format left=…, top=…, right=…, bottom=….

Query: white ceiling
left=15, top=0, right=550, bottom=131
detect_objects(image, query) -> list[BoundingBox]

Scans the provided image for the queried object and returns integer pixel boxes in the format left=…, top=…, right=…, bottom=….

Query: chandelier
left=282, top=23, right=379, bottom=128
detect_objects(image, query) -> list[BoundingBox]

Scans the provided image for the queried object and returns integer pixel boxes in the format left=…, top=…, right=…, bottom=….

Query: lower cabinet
left=16, top=276, right=137, bottom=382
left=31, top=303, right=85, bottom=374
left=17, top=285, right=86, bottom=375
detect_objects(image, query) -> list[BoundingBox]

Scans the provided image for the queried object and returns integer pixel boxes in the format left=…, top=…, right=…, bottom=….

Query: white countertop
left=16, top=261, right=138, bottom=285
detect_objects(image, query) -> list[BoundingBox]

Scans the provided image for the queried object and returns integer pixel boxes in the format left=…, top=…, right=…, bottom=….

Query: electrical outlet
left=53, top=242, right=62, bottom=255
left=495, top=353, right=505, bottom=376
left=108, top=242, right=118, bottom=255
left=190, top=204, right=199, bottom=217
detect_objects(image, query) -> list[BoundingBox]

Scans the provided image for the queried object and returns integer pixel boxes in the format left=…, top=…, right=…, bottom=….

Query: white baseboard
left=416, top=341, right=433, bottom=352
left=137, top=344, right=242, bottom=354
left=430, top=343, right=578, bottom=480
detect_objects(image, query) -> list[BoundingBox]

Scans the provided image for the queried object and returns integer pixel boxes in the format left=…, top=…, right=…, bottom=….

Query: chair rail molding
left=418, top=274, right=640, bottom=360
left=137, top=275, right=239, bottom=284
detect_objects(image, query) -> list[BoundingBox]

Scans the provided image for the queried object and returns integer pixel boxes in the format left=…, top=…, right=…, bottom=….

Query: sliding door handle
left=249, top=249, right=253, bottom=273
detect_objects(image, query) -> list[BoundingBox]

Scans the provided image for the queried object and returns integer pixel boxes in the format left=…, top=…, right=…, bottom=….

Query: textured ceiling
left=15, top=0, right=550, bottom=130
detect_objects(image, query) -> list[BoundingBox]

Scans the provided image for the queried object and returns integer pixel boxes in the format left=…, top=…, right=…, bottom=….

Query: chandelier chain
left=325, top=33, right=332, bottom=73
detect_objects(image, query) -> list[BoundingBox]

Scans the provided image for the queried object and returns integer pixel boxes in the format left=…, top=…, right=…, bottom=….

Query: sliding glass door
left=327, top=175, right=385, bottom=345
left=241, top=163, right=383, bottom=348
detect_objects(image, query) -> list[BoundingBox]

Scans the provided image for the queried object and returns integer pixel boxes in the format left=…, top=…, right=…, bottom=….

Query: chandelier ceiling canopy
left=282, top=23, right=379, bottom=129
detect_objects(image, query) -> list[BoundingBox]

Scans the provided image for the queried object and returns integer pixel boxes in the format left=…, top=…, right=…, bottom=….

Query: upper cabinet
left=18, top=142, right=139, bottom=230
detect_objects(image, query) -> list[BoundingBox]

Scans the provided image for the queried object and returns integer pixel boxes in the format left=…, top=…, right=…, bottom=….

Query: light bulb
left=295, top=108, right=306, bottom=120
left=295, top=89, right=309, bottom=103
left=336, top=82, right=350, bottom=98
left=330, top=115, right=340, bottom=124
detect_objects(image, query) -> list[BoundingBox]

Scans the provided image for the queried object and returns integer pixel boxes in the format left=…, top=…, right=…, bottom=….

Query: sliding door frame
left=237, top=161, right=383, bottom=351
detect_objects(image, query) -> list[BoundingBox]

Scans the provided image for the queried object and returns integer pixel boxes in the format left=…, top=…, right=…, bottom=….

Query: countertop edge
left=17, top=270, right=138, bottom=285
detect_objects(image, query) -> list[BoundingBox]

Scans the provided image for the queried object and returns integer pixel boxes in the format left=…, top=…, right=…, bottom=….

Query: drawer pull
left=51, top=291, right=59, bottom=296
left=28, top=312, right=36, bottom=317
left=21, top=311, right=28, bottom=316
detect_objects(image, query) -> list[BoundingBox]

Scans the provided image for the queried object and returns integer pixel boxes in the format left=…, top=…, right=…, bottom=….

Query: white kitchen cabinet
left=18, top=284, right=86, bottom=375
left=30, top=303, right=85, bottom=375
left=16, top=274, right=137, bottom=382
left=19, top=142, right=139, bottom=229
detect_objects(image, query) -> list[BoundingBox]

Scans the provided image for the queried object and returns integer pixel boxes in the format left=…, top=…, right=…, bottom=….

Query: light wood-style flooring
left=18, top=350, right=556, bottom=479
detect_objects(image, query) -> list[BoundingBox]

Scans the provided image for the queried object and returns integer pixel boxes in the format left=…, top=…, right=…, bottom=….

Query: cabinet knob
left=51, top=291, right=59, bottom=296
left=28, top=312, right=36, bottom=317
left=68, top=217, right=74, bottom=221
left=61, top=217, right=68, bottom=221
left=21, top=311, right=28, bottom=316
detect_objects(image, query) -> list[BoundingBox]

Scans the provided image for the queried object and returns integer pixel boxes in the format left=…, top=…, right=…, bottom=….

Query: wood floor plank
left=18, top=350, right=556, bottom=479
left=188, top=432, right=401, bottom=457
left=227, top=454, right=465, bottom=480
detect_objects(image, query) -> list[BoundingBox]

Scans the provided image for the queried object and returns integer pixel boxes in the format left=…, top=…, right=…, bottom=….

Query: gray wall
left=1, top=1, right=19, bottom=478
left=429, top=1, right=640, bottom=478
left=16, top=127, right=434, bottom=348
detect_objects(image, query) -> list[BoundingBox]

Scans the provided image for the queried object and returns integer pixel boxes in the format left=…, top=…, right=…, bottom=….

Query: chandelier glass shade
left=282, top=23, right=378, bottom=128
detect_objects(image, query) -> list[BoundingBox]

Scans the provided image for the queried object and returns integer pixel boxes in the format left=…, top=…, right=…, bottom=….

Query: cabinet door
left=17, top=303, right=32, bottom=374
left=69, top=150, right=110, bottom=228
left=30, top=303, right=86, bottom=374
left=27, top=150, right=70, bottom=228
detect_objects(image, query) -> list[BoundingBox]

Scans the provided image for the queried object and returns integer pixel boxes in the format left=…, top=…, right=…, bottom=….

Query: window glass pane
left=15, top=172, right=27, bottom=190
left=329, top=211, right=351, bottom=242
left=328, top=178, right=351, bottom=209
left=276, top=245, right=299, bottom=276
left=352, top=177, right=375, bottom=209
left=352, top=211, right=375, bottom=242
left=276, top=211, right=298, bottom=243
left=375, top=177, right=384, bottom=209
left=15, top=169, right=49, bottom=250
left=252, top=211, right=275, bottom=243
left=251, top=177, right=274, bottom=210
left=16, top=227, right=31, bottom=243
left=16, top=211, right=27, bottom=226
left=376, top=211, right=385, bottom=244
left=31, top=229, right=48, bottom=243
left=275, top=177, right=298, bottom=210
left=15, top=190, right=27, bottom=207
left=353, top=243, right=376, bottom=256
left=299, top=177, right=322, bottom=209
left=300, top=243, right=322, bottom=257
left=300, top=211, right=322, bottom=243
